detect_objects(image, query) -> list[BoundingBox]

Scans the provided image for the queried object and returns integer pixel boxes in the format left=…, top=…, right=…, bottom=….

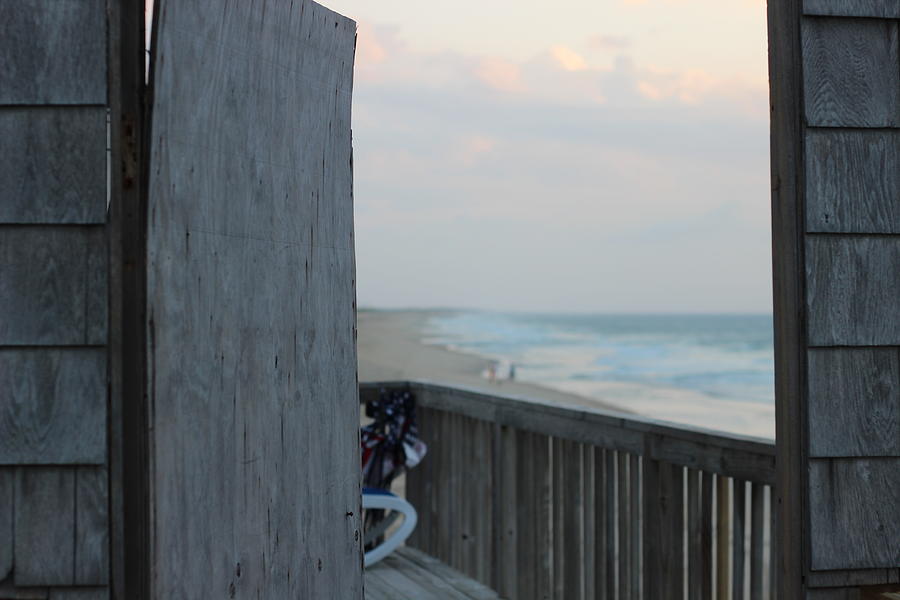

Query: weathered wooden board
left=808, top=348, right=900, bottom=457
left=0, top=109, right=107, bottom=224
left=364, top=547, right=501, bottom=600
left=0, top=0, right=106, bottom=104
left=804, top=0, right=900, bottom=17
left=807, top=568, right=900, bottom=587
left=147, top=1, right=359, bottom=598
left=48, top=589, right=109, bottom=600
left=805, top=129, right=900, bottom=233
left=805, top=589, right=857, bottom=600
left=768, top=0, right=809, bottom=596
left=802, top=18, right=900, bottom=127
left=75, top=468, right=108, bottom=585
left=808, top=459, right=900, bottom=569
left=0, top=227, right=106, bottom=345
left=14, top=468, right=76, bottom=586
left=807, top=236, right=900, bottom=346
left=0, top=469, right=11, bottom=582
left=0, top=349, right=106, bottom=465
left=644, top=459, right=685, bottom=599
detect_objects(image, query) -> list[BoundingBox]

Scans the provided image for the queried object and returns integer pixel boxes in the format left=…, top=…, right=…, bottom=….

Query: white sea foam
left=424, top=311, right=775, bottom=439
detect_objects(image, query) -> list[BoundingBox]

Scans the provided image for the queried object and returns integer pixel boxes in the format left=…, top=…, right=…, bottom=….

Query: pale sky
left=321, top=0, right=773, bottom=313
left=156, top=0, right=772, bottom=313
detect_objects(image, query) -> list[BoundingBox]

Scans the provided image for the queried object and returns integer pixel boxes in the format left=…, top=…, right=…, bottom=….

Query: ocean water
left=423, top=312, right=775, bottom=438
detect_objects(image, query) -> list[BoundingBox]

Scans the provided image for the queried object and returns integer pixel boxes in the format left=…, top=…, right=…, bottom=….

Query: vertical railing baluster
left=450, top=413, right=463, bottom=570
left=630, top=454, right=641, bottom=600
left=750, top=482, right=765, bottom=600
left=701, top=471, right=713, bottom=600
left=688, top=469, right=702, bottom=600
left=563, top=440, right=585, bottom=599
left=732, top=480, right=746, bottom=600
left=619, top=452, right=632, bottom=600
left=594, top=447, right=608, bottom=599
left=643, top=455, right=685, bottom=600
left=606, top=450, right=617, bottom=599
left=716, top=475, right=731, bottom=600
left=477, top=420, right=493, bottom=583
left=534, top=434, right=553, bottom=600
left=517, top=430, right=538, bottom=600
left=552, top=437, right=565, bottom=599
left=583, top=445, right=596, bottom=600
left=768, top=486, right=777, bottom=600
left=497, top=424, right=518, bottom=598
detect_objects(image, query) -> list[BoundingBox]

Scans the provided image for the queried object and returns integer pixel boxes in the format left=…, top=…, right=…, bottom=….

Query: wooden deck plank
left=397, top=546, right=501, bottom=600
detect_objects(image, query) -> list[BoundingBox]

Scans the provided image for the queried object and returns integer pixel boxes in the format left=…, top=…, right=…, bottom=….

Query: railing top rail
left=361, top=380, right=775, bottom=484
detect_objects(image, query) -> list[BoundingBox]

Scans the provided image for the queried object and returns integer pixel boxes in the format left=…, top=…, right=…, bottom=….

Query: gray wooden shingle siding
left=771, top=0, right=900, bottom=595
left=146, top=1, right=361, bottom=598
left=0, top=0, right=110, bottom=596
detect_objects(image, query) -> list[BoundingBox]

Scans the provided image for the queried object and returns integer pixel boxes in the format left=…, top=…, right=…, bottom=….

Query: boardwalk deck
left=365, top=547, right=503, bottom=600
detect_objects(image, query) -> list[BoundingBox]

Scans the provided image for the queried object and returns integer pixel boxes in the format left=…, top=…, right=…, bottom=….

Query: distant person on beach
left=509, top=363, right=516, bottom=381
left=487, top=363, right=496, bottom=383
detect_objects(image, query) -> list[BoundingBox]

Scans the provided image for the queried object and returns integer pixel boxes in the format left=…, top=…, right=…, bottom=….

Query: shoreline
left=357, top=309, right=632, bottom=414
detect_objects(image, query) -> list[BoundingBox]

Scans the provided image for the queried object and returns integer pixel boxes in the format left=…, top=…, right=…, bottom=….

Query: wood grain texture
left=581, top=445, right=595, bottom=600
left=807, top=236, right=900, bottom=346
left=643, top=459, right=684, bottom=600
left=804, top=0, right=900, bottom=17
left=716, top=475, right=731, bottom=600
left=0, top=349, right=106, bottom=465
left=805, top=129, right=900, bottom=233
left=0, top=582, right=49, bottom=599
left=0, top=109, right=107, bottom=224
left=48, top=589, right=109, bottom=600
left=147, top=1, right=358, bottom=597
left=688, top=469, right=703, bottom=600
left=0, top=227, right=107, bottom=345
left=750, top=483, right=765, bottom=600
left=0, top=469, right=11, bottom=582
left=0, top=0, right=106, bottom=104
left=802, top=18, right=899, bottom=127
left=366, top=547, right=501, bottom=600
left=75, top=467, right=108, bottom=585
left=808, top=348, right=900, bottom=457
left=593, top=448, right=609, bottom=598
left=807, top=568, right=900, bottom=587
left=14, top=468, right=76, bottom=586
left=733, top=480, right=747, bottom=600
left=805, top=589, right=858, bottom=600
left=701, top=471, right=713, bottom=600
left=808, top=458, right=900, bottom=569
left=768, top=0, right=808, bottom=596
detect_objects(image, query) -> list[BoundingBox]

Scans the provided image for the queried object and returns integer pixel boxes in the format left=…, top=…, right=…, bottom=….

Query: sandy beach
left=357, top=309, right=630, bottom=414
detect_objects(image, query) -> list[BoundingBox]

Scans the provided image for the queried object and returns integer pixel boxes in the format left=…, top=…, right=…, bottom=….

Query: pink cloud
left=550, top=46, right=589, bottom=72
left=474, top=58, right=526, bottom=93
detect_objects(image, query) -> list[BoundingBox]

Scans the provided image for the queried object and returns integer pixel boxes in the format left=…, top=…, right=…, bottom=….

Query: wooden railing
left=361, top=381, right=777, bottom=600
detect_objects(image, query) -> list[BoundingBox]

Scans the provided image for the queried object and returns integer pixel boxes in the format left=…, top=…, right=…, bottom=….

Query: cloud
left=550, top=45, right=589, bottom=71
left=588, top=34, right=632, bottom=50
left=474, top=58, right=526, bottom=93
